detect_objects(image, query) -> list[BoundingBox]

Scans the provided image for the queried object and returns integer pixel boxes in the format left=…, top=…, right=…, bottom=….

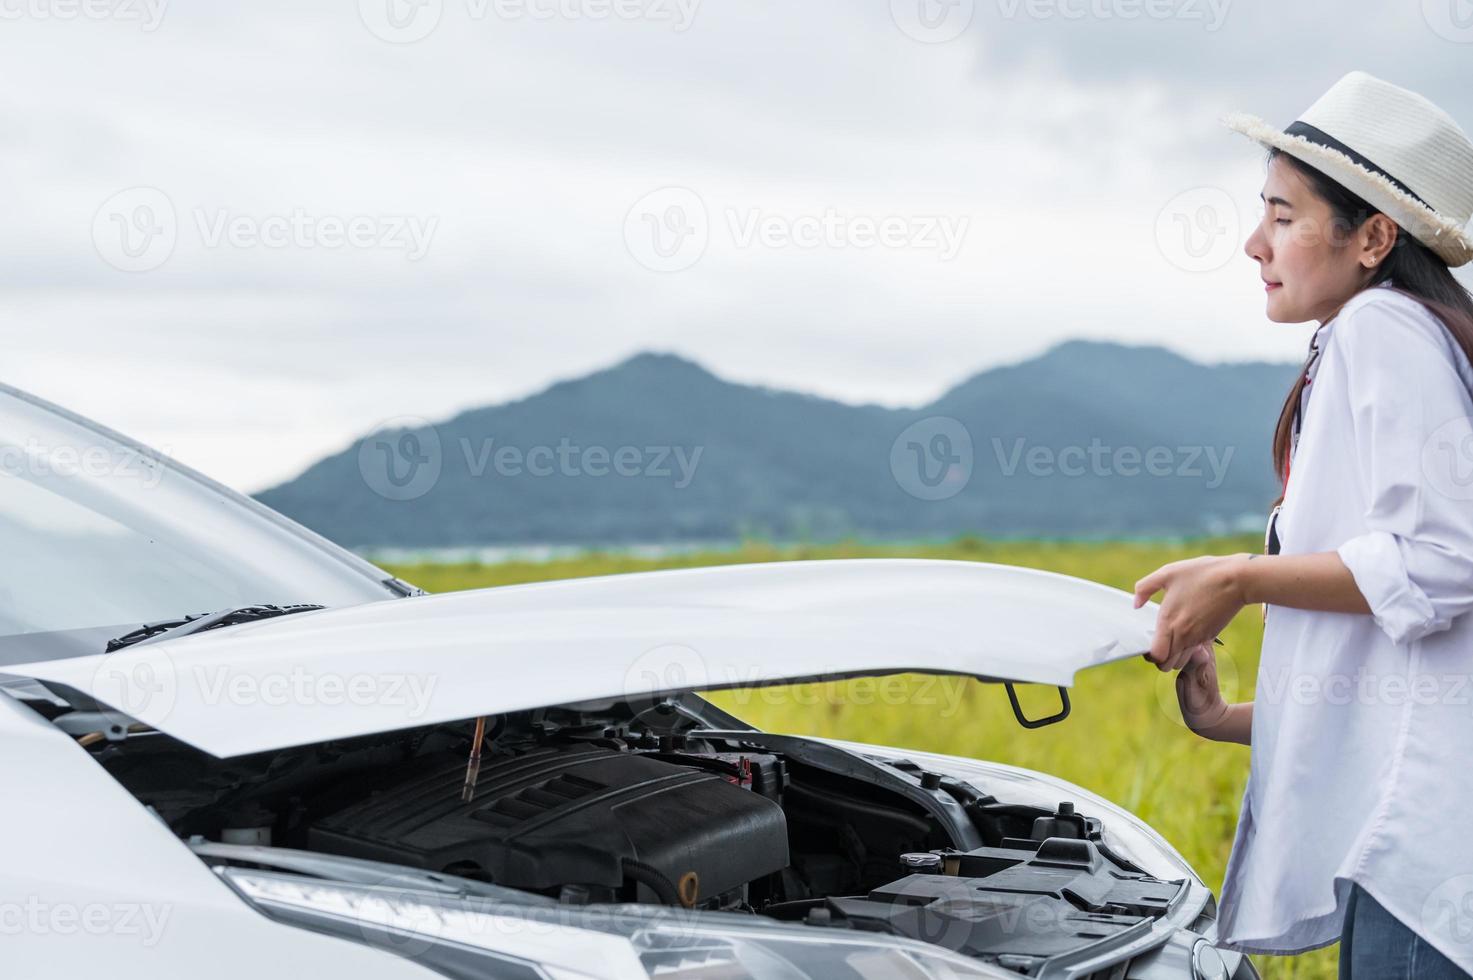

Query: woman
left=1132, top=72, right=1473, bottom=979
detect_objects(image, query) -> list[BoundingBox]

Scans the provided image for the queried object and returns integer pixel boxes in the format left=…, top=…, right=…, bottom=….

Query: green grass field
left=386, top=536, right=1336, bottom=979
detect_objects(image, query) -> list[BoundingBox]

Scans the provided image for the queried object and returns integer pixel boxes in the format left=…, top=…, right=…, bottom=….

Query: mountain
left=255, top=344, right=1299, bottom=548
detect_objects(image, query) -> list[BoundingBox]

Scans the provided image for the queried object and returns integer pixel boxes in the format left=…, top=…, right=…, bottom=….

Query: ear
left=1359, top=214, right=1400, bottom=269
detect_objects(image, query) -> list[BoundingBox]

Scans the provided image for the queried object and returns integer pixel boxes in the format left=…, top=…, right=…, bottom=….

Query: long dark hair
left=1267, top=148, right=1473, bottom=503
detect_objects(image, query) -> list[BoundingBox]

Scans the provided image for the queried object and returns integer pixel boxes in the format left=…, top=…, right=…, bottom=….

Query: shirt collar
left=1313, top=280, right=1395, bottom=352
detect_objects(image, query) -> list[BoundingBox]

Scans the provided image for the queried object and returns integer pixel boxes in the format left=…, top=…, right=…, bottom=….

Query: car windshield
left=0, top=385, right=398, bottom=665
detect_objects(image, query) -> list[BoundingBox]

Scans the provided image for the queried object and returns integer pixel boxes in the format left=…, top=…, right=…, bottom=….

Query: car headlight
left=820, top=739, right=1202, bottom=886
left=222, top=869, right=1019, bottom=980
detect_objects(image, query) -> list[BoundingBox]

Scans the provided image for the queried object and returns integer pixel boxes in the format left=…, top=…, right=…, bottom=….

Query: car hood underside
left=3, top=559, right=1159, bottom=757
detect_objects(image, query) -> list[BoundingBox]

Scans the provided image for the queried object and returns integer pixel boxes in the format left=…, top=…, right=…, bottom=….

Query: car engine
left=82, top=701, right=1196, bottom=975
left=308, top=741, right=790, bottom=907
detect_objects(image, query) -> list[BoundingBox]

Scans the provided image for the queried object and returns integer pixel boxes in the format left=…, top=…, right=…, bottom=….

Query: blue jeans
left=1340, top=883, right=1470, bottom=979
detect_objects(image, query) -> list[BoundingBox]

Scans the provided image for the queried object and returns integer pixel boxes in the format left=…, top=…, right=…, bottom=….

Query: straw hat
left=1224, top=71, right=1473, bottom=267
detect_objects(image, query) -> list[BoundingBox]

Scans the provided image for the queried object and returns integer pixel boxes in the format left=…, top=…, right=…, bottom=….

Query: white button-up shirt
left=1215, top=282, right=1473, bottom=970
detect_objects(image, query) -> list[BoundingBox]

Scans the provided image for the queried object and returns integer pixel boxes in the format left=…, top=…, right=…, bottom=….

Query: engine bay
left=74, top=699, right=1190, bottom=975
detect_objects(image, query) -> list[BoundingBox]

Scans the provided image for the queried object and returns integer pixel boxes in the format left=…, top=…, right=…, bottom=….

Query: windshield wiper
left=104, top=604, right=325, bottom=652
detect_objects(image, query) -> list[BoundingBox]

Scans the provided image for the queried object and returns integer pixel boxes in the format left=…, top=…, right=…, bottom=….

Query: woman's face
left=1243, top=155, right=1381, bottom=324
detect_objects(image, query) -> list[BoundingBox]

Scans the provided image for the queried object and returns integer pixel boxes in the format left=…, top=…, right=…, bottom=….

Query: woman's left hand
left=1133, top=554, right=1252, bottom=671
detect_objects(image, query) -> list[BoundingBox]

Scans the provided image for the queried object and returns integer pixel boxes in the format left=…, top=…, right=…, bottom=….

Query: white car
left=0, top=382, right=1255, bottom=980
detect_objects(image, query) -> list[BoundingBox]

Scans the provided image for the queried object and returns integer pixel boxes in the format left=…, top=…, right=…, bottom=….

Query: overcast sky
left=4, top=0, right=1471, bottom=491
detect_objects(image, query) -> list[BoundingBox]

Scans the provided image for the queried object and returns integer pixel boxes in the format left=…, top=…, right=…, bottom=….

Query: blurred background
left=6, top=4, right=1472, bottom=974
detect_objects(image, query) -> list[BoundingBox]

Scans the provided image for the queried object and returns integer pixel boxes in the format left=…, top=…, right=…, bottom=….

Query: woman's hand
left=1175, top=642, right=1230, bottom=735
left=1133, top=554, right=1253, bottom=670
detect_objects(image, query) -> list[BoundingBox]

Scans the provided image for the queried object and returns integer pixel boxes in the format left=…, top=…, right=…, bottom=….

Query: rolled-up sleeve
left=1331, top=296, right=1473, bottom=646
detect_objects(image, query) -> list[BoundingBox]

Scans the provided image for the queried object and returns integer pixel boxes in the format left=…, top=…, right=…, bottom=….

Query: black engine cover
left=309, top=742, right=789, bottom=904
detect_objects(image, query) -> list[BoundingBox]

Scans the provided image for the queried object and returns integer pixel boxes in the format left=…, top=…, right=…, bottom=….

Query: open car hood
left=5, top=559, right=1161, bottom=757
